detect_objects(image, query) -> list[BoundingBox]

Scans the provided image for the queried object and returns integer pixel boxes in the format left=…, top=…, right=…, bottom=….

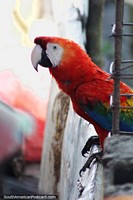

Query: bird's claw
left=79, top=151, right=103, bottom=176
left=81, top=136, right=100, bottom=157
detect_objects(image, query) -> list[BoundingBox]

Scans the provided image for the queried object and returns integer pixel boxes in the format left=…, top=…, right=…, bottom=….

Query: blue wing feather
left=82, top=101, right=133, bottom=132
left=82, top=102, right=112, bottom=131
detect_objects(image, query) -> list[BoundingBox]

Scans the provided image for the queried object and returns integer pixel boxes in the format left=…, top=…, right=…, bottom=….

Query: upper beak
left=31, top=45, right=42, bottom=71
left=31, top=44, right=52, bottom=71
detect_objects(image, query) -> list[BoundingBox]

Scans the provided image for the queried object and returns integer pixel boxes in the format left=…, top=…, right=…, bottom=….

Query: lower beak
left=39, top=49, right=52, bottom=69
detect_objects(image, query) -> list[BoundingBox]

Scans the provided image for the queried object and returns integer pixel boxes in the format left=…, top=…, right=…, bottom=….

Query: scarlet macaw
left=31, top=36, right=133, bottom=163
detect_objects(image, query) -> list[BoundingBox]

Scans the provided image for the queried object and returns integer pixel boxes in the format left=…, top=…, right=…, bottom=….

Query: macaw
left=31, top=36, right=133, bottom=150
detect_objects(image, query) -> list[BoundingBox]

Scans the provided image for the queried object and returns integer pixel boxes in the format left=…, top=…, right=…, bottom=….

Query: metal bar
left=113, top=34, right=133, bottom=36
left=120, top=64, right=133, bottom=71
left=121, top=60, right=133, bottom=63
left=120, top=34, right=133, bottom=36
left=119, top=131, right=133, bottom=135
left=111, top=105, right=133, bottom=109
left=112, top=23, right=133, bottom=27
left=120, top=94, right=133, bottom=96
left=111, top=24, right=133, bottom=37
left=109, top=62, right=133, bottom=74
left=120, top=74, right=133, bottom=76
left=110, top=33, right=133, bottom=37
left=119, top=106, right=133, bottom=109
left=120, top=76, right=133, bottom=79
left=111, top=74, right=133, bottom=79
left=123, top=23, right=133, bottom=26
left=109, top=75, right=133, bottom=80
left=111, top=0, right=124, bottom=135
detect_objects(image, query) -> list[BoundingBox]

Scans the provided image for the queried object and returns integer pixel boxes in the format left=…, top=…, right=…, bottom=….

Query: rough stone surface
left=103, top=135, right=133, bottom=198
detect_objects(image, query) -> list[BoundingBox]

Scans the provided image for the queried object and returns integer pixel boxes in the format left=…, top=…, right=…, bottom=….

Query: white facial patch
left=46, top=43, right=64, bottom=67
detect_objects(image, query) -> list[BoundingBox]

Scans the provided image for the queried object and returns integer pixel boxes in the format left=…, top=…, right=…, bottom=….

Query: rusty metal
left=111, top=0, right=124, bottom=135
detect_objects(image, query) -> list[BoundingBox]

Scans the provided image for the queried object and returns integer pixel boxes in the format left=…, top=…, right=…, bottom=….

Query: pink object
left=0, top=70, right=48, bottom=162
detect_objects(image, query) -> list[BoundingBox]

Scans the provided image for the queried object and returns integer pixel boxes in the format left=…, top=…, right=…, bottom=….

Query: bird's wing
left=75, top=78, right=133, bottom=132
left=119, top=94, right=133, bottom=131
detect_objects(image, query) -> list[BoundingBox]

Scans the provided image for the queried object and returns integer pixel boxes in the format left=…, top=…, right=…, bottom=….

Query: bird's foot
left=81, top=135, right=100, bottom=157
left=79, top=151, right=103, bottom=176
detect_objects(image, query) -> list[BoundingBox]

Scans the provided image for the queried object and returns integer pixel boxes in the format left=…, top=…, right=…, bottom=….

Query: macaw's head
left=31, top=36, right=89, bottom=72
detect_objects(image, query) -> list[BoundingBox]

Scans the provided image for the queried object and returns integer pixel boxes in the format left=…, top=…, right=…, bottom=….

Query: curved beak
left=31, top=45, right=42, bottom=71
left=31, top=44, right=52, bottom=71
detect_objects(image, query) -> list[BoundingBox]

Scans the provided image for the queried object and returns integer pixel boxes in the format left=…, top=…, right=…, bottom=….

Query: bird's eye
left=53, top=45, right=57, bottom=50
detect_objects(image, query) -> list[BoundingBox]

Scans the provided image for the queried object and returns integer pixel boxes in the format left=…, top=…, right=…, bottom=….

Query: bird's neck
left=49, top=60, right=97, bottom=96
